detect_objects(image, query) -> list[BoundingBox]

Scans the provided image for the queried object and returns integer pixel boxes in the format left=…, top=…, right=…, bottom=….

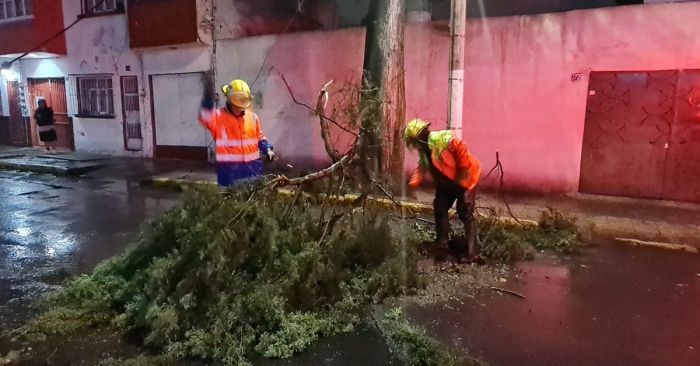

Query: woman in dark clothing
left=34, top=99, right=57, bottom=152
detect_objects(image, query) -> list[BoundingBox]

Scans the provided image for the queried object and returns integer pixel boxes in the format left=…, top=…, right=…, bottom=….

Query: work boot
left=435, top=216, right=450, bottom=247
left=462, top=218, right=483, bottom=265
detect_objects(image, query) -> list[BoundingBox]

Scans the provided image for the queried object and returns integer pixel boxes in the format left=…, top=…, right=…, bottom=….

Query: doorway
left=26, top=78, right=74, bottom=150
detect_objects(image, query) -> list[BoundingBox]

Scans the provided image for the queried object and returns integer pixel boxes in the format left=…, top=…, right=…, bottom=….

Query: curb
left=145, top=177, right=217, bottom=190
left=615, top=238, right=699, bottom=254
left=143, top=177, right=540, bottom=226
left=0, top=159, right=103, bottom=176
left=141, top=176, right=700, bottom=254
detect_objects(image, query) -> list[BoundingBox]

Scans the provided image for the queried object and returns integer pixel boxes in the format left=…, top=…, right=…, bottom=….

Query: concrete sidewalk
left=2, top=145, right=695, bottom=251
left=0, top=146, right=109, bottom=175
left=144, top=166, right=700, bottom=251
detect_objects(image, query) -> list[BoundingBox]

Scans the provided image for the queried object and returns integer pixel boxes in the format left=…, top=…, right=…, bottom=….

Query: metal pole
left=447, top=0, right=466, bottom=131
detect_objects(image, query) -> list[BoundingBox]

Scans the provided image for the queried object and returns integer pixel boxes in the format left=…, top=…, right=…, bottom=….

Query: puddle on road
left=406, top=245, right=700, bottom=366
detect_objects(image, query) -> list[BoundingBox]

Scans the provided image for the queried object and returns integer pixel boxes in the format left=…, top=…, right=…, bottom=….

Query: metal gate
left=150, top=72, right=209, bottom=160
left=6, top=81, right=28, bottom=146
left=26, top=78, right=74, bottom=150
left=580, top=70, right=700, bottom=203
left=120, top=76, right=143, bottom=151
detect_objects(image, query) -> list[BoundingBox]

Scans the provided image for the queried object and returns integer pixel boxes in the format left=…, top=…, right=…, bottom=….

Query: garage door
left=580, top=70, right=700, bottom=203
left=151, top=72, right=210, bottom=159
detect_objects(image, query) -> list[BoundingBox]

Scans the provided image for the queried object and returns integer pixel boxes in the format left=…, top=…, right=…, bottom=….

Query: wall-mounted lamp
left=1, top=61, right=20, bottom=81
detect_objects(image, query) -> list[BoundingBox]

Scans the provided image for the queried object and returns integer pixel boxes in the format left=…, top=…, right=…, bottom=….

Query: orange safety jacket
left=199, top=107, right=269, bottom=163
left=409, top=130, right=481, bottom=192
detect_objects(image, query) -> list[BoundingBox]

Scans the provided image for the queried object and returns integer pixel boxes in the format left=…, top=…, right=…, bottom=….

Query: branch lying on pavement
left=266, top=153, right=356, bottom=189
left=490, top=286, right=526, bottom=299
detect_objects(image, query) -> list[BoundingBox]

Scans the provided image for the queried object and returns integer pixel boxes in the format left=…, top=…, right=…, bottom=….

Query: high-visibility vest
left=199, top=107, right=267, bottom=163
left=409, top=130, right=481, bottom=192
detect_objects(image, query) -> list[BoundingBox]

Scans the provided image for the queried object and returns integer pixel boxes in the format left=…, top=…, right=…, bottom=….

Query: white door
left=152, top=73, right=210, bottom=151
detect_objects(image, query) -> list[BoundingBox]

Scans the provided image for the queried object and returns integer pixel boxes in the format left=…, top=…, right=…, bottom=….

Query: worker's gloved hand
left=266, top=149, right=278, bottom=161
left=201, top=72, right=215, bottom=110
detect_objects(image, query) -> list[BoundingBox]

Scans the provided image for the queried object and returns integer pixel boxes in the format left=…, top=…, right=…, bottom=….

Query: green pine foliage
left=15, top=187, right=423, bottom=365
left=378, top=308, right=485, bottom=366
left=477, top=208, right=584, bottom=261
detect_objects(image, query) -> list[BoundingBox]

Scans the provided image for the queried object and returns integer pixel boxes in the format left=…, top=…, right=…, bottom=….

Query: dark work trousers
left=431, top=168, right=478, bottom=256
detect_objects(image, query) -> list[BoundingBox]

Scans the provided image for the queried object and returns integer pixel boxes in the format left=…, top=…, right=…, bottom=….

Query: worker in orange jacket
left=404, top=119, right=482, bottom=263
left=200, top=79, right=276, bottom=186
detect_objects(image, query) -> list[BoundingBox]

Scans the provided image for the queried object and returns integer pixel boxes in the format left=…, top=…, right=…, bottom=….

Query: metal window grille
left=0, top=0, right=32, bottom=21
left=84, top=0, right=118, bottom=14
left=77, top=75, right=114, bottom=116
left=121, top=76, right=143, bottom=142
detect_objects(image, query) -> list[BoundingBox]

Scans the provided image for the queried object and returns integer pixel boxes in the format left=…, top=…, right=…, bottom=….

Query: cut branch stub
left=316, top=80, right=343, bottom=162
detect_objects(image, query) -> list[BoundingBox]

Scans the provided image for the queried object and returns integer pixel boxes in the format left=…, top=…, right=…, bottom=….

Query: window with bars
left=82, top=0, right=124, bottom=16
left=0, top=0, right=33, bottom=23
left=77, top=75, right=115, bottom=117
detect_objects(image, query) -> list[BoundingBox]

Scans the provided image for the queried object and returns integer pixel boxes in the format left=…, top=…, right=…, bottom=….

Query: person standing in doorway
left=34, top=99, right=57, bottom=153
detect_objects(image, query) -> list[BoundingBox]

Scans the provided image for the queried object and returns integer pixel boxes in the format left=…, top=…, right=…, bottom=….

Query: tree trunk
left=359, top=0, right=407, bottom=188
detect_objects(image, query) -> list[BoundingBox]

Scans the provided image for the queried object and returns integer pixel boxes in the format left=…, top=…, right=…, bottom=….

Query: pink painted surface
left=463, top=2, right=700, bottom=192
left=223, top=2, right=700, bottom=193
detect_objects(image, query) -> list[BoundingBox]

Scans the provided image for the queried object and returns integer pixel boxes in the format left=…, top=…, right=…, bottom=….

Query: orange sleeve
left=408, top=168, right=424, bottom=189
left=449, top=138, right=472, bottom=169
left=199, top=108, right=218, bottom=138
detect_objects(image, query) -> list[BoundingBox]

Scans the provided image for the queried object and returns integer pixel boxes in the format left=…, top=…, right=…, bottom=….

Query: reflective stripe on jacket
left=199, top=107, right=271, bottom=163
left=409, top=130, right=481, bottom=192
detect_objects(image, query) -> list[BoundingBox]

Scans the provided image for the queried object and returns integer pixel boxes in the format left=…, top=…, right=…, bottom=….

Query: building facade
left=1, top=0, right=214, bottom=158
left=1, top=0, right=699, bottom=202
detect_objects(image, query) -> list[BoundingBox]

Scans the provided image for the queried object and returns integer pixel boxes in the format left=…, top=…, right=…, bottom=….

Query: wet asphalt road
left=1, top=163, right=699, bottom=365
left=408, top=244, right=700, bottom=366
left=0, top=168, right=180, bottom=329
left=0, top=164, right=397, bottom=366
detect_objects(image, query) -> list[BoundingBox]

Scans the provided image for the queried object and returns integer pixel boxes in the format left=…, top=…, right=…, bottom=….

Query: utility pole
left=359, top=0, right=406, bottom=185
left=447, top=0, right=466, bottom=131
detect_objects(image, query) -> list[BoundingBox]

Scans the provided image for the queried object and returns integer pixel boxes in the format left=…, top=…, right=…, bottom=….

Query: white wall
left=15, top=0, right=211, bottom=156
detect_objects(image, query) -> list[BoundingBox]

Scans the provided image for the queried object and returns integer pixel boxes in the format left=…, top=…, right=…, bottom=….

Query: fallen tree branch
left=268, top=153, right=356, bottom=189
left=388, top=214, right=435, bottom=225
left=282, top=184, right=304, bottom=224
left=374, top=181, right=417, bottom=218
left=490, top=286, right=526, bottom=299
left=318, top=173, right=338, bottom=226
left=318, top=174, right=346, bottom=244
left=316, top=80, right=344, bottom=162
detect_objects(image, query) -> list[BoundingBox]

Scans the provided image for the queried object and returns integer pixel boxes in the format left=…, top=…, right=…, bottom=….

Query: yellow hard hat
left=221, top=79, right=252, bottom=109
left=404, top=119, right=430, bottom=146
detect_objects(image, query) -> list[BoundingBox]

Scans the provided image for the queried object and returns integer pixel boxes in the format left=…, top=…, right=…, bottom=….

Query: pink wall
left=217, top=2, right=700, bottom=193
left=463, top=2, right=700, bottom=192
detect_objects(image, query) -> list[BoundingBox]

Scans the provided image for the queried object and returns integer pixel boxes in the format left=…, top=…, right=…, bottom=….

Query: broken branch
left=490, top=286, right=526, bottom=299
left=316, top=80, right=343, bottom=162
left=267, top=153, right=356, bottom=189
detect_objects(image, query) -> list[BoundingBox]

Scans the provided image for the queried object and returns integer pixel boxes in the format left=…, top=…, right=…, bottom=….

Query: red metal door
left=27, top=78, right=74, bottom=150
left=6, top=81, right=28, bottom=146
left=663, top=70, right=700, bottom=203
left=579, top=71, right=676, bottom=199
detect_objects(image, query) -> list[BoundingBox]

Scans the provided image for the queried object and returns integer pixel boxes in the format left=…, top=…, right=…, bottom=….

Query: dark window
left=0, top=0, right=32, bottom=22
left=82, top=0, right=124, bottom=16
left=77, top=75, right=115, bottom=117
